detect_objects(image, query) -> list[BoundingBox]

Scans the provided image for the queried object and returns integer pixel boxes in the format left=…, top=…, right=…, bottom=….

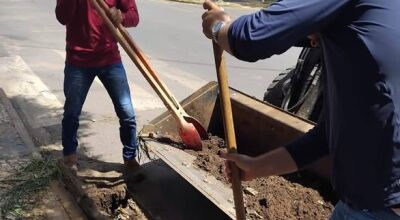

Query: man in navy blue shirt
left=202, top=0, right=400, bottom=219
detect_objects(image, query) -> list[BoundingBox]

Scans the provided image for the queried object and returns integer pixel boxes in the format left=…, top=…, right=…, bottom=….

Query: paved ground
left=0, top=0, right=302, bottom=218
left=0, top=0, right=300, bottom=163
left=0, top=90, right=85, bottom=219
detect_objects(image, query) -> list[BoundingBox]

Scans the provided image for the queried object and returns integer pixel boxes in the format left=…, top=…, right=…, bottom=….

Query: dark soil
left=74, top=157, right=148, bottom=220
left=85, top=184, right=147, bottom=220
left=185, top=136, right=334, bottom=220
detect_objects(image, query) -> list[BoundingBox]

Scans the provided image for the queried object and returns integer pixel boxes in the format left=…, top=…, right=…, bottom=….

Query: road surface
left=0, top=0, right=302, bottom=218
left=0, top=0, right=300, bottom=162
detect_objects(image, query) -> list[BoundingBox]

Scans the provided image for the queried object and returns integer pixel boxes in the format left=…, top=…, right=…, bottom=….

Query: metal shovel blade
left=91, top=0, right=207, bottom=151
left=183, top=116, right=208, bottom=139
left=178, top=120, right=204, bottom=151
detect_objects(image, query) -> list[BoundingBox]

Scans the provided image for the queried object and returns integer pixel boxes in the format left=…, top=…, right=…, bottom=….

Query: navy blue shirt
left=228, top=0, right=400, bottom=210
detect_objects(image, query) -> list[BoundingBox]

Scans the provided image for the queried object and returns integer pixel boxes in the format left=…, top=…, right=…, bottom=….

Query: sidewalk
left=0, top=55, right=230, bottom=219
left=0, top=88, right=85, bottom=220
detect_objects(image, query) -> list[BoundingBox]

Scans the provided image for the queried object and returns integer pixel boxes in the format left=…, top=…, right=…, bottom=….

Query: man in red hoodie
left=55, top=0, right=140, bottom=172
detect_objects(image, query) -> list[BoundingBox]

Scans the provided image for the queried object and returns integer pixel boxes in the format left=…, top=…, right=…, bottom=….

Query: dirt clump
left=63, top=156, right=148, bottom=220
left=186, top=136, right=334, bottom=220
left=85, top=184, right=147, bottom=220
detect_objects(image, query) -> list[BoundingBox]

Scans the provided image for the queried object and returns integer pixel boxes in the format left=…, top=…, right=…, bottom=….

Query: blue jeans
left=62, top=62, right=138, bottom=160
left=330, top=201, right=400, bottom=220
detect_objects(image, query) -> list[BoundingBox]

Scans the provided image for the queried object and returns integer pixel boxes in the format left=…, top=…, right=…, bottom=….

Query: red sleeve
left=55, top=0, right=78, bottom=25
left=119, top=0, right=139, bottom=27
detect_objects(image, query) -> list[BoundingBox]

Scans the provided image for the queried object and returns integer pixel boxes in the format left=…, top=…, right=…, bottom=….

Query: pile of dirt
left=186, top=136, right=334, bottom=220
left=85, top=184, right=147, bottom=220
left=61, top=156, right=148, bottom=220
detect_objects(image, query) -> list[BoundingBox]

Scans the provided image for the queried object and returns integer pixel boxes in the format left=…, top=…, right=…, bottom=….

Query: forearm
left=285, top=114, right=329, bottom=168
left=55, top=0, right=77, bottom=25
left=216, top=21, right=232, bottom=54
left=252, top=147, right=298, bottom=177
left=225, top=1, right=349, bottom=62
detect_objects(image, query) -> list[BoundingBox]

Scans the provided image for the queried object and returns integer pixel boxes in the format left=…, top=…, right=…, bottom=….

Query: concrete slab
left=0, top=88, right=85, bottom=219
left=0, top=56, right=63, bottom=145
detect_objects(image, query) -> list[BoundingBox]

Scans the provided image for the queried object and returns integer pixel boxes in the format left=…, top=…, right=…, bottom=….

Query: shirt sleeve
left=119, top=0, right=139, bottom=27
left=228, top=0, right=349, bottom=62
left=55, top=0, right=78, bottom=25
left=285, top=111, right=329, bottom=169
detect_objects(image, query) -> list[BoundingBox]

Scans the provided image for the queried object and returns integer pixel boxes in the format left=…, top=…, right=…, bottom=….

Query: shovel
left=205, top=2, right=246, bottom=219
left=90, top=0, right=207, bottom=150
left=212, top=43, right=246, bottom=219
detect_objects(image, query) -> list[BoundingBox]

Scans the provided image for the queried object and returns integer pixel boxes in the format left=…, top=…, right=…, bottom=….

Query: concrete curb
left=0, top=88, right=40, bottom=158
left=0, top=56, right=63, bottom=147
left=0, top=87, right=86, bottom=220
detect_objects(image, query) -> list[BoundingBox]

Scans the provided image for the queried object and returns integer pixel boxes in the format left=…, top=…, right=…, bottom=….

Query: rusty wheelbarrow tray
left=141, top=81, right=331, bottom=219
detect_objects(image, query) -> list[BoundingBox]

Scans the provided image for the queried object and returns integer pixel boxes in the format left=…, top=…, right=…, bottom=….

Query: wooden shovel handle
left=212, top=42, right=246, bottom=220
left=90, top=0, right=184, bottom=121
left=119, top=29, right=181, bottom=110
left=96, top=0, right=181, bottom=110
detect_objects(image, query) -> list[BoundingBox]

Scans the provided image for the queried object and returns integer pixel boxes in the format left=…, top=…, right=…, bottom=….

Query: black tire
left=263, top=47, right=324, bottom=123
left=263, top=68, right=295, bottom=107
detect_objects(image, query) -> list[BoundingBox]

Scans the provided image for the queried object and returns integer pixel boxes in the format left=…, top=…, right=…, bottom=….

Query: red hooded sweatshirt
left=55, top=0, right=139, bottom=68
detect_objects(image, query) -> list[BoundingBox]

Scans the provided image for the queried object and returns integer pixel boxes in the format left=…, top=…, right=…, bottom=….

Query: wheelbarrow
left=140, top=81, right=331, bottom=219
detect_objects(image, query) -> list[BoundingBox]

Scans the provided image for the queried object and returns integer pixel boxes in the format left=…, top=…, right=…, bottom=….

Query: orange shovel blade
left=183, top=116, right=208, bottom=139
left=179, top=123, right=203, bottom=151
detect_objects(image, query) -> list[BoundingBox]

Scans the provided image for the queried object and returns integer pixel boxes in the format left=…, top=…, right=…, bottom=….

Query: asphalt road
left=0, top=0, right=301, bottom=217
left=132, top=0, right=300, bottom=99
left=0, top=0, right=300, bottom=162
